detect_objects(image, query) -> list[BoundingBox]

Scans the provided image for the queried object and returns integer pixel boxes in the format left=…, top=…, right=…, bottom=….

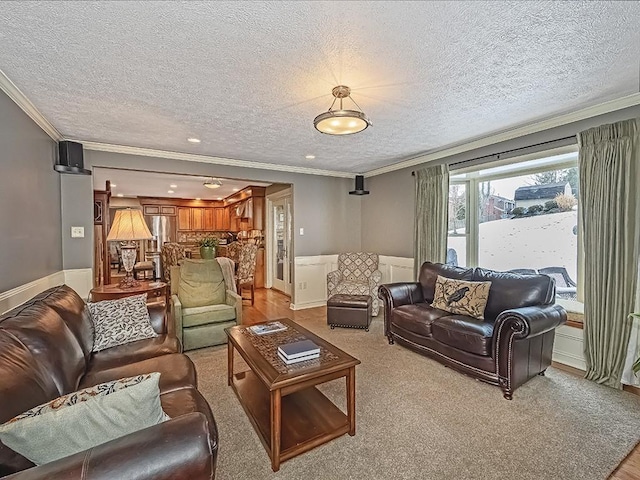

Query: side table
left=90, top=281, right=168, bottom=304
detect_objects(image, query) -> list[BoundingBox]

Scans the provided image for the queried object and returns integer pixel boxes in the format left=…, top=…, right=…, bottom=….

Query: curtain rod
left=411, top=135, right=577, bottom=176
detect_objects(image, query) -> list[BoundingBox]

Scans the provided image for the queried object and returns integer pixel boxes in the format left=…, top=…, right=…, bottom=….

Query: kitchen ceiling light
left=111, top=183, right=117, bottom=187
left=187, top=137, right=201, bottom=143
left=168, top=190, right=174, bottom=194
left=314, top=85, right=371, bottom=135
left=204, top=178, right=223, bottom=189
left=170, top=184, right=177, bottom=188
left=117, top=193, right=123, bottom=197
left=305, top=155, right=315, bottom=159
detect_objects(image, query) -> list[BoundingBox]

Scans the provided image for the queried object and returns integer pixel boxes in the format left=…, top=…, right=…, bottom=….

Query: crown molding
left=364, top=92, right=640, bottom=177
left=75, top=141, right=354, bottom=178
left=0, top=69, right=63, bottom=141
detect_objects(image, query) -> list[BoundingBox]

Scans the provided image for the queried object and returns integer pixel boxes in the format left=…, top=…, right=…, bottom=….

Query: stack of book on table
left=277, top=339, right=320, bottom=364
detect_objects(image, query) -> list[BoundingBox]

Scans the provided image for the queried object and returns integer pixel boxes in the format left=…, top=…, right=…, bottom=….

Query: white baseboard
left=289, top=300, right=327, bottom=311
left=0, top=271, right=65, bottom=314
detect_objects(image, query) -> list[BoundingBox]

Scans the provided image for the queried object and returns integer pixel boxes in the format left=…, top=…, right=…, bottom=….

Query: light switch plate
left=299, top=228, right=304, bottom=235
left=71, top=226, right=84, bottom=238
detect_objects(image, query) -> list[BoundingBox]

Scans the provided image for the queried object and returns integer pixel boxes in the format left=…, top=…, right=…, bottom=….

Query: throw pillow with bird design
left=431, top=275, right=492, bottom=319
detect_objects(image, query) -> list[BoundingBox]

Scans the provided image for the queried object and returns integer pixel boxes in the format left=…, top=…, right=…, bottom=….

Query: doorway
left=267, top=189, right=292, bottom=296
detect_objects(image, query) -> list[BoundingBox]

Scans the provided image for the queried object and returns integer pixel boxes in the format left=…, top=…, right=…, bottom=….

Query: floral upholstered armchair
left=327, top=252, right=382, bottom=316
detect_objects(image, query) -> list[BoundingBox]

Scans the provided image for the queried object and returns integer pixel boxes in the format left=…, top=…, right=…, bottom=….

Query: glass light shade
left=204, top=179, right=222, bottom=189
left=314, top=110, right=371, bottom=135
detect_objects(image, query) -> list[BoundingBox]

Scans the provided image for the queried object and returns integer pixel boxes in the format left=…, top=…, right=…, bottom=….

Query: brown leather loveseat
left=379, top=262, right=567, bottom=399
left=0, top=285, right=218, bottom=479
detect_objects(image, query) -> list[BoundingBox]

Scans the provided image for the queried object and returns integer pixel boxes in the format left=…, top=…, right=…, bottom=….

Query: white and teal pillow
left=0, top=372, right=169, bottom=465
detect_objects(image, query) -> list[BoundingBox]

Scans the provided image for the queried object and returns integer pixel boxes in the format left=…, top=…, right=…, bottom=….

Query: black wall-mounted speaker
left=55, top=141, right=91, bottom=175
left=349, top=175, right=369, bottom=195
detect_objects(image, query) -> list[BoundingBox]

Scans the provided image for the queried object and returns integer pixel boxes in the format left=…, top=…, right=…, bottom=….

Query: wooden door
left=177, top=208, right=191, bottom=230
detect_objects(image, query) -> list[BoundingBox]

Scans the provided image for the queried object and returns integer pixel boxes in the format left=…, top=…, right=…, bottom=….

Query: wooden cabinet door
left=177, top=208, right=191, bottom=230
left=203, top=208, right=215, bottom=230
left=252, top=197, right=264, bottom=231
left=222, top=208, right=231, bottom=230
left=160, top=206, right=176, bottom=215
left=144, top=205, right=161, bottom=215
left=214, top=208, right=225, bottom=230
left=191, top=208, right=204, bottom=231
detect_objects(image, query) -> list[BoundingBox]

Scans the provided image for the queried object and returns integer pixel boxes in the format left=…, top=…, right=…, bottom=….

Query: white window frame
left=449, top=145, right=583, bottom=312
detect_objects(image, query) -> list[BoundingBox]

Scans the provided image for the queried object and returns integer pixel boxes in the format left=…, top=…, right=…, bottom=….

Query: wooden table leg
left=270, top=389, right=282, bottom=472
left=227, top=341, right=234, bottom=386
left=347, top=366, right=356, bottom=436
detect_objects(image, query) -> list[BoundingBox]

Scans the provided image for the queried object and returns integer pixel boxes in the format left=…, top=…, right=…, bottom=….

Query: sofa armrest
left=378, top=283, right=424, bottom=337
left=494, top=304, right=567, bottom=342
left=327, top=270, right=342, bottom=296
left=494, top=304, right=567, bottom=397
left=226, top=289, right=243, bottom=325
left=6, top=413, right=216, bottom=480
left=171, top=294, right=183, bottom=348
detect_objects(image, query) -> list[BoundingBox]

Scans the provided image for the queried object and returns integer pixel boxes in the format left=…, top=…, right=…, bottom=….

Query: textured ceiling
left=0, top=1, right=639, bottom=174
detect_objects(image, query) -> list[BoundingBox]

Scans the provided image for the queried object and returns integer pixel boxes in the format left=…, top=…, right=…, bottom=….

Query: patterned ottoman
left=327, top=294, right=372, bottom=332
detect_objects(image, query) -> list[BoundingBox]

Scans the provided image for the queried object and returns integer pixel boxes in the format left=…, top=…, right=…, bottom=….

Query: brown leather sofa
left=0, top=285, right=218, bottom=479
left=379, top=262, right=567, bottom=399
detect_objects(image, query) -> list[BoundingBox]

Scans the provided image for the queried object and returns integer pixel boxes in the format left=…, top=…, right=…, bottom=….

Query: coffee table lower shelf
left=231, top=370, right=350, bottom=467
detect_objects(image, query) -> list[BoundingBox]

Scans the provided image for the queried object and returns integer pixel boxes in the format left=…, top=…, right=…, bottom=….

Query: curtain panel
left=578, top=118, right=640, bottom=389
left=413, top=164, right=450, bottom=277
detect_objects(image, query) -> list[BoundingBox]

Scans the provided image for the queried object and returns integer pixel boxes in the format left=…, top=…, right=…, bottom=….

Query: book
left=278, top=339, right=320, bottom=359
left=277, top=350, right=320, bottom=365
left=249, top=321, right=287, bottom=335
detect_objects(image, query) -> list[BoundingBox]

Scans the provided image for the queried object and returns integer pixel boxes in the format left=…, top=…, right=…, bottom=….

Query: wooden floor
left=246, top=288, right=639, bottom=479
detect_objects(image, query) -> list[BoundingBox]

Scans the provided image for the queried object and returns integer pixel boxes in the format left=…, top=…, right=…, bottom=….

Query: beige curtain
left=579, top=118, right=640, bottom=389
left=414, top=164, right=449, bottom=276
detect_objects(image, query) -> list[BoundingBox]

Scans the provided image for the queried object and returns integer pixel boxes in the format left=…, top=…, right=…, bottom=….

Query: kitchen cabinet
left=252, top=197, right=264, bottom=230
left=203, top=208, right=215, bottom=230
left=191, top=208, right=204, bottom=231
left=215, top=208, right=230, bottom=230
left=178, top=208, right=191, bottom=230
left=144, top=205, right=176, bottom=216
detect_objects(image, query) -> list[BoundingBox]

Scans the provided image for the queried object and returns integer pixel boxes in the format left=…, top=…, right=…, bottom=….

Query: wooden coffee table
left=225, top=318, right=360, bottom=472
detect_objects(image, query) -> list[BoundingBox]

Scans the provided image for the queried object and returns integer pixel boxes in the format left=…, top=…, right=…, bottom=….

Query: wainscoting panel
left=0, top=271, right=65, bottom=314
left=290, top=255, right=412, bottom=310
left=552, top=325, right=586, bottom=371
left=63, top=268, right=94, bottom=301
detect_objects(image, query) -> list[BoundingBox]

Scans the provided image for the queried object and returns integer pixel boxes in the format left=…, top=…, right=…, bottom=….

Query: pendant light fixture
left=314, top=85, right=371, bottom=135
left=203, top=178, right=223, bottom=189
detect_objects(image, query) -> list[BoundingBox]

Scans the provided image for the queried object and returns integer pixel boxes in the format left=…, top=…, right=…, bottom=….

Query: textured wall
left=0, top=90, right=62, bottom=292
left=58, top=150, right=362, bottom=271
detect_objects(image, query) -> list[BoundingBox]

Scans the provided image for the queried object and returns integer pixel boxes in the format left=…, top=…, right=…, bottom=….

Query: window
left=447, top=148, right=581, bottom=307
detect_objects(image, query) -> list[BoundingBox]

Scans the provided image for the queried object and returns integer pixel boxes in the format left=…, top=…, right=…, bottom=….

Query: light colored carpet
left=188, top=316, right=640, bottom=480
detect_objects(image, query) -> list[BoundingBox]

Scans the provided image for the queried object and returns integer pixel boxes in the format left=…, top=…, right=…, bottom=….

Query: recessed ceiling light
left=168, top=190, right=174, bottom=194
left=305, top=155, right=315, bottom=159
left=217, top=197, right=223, bottom=200
left=170, top=184, right=177, bottom=188
left=232, top=188, right=239, bottom=192
left=111, top=183, right=117, bottom=187
left=195, top=197, right=201, bottom=201
left=117, top=193, right=123, bottom=197
left=187, top=137, right=201, bottom=143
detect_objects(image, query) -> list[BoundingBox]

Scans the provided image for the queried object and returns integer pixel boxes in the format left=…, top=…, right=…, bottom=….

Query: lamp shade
left=107, top=209, right=153, bottom=241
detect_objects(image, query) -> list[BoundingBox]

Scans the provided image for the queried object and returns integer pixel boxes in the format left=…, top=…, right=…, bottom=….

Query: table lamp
left=107, top=208, right=153, bottom=288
